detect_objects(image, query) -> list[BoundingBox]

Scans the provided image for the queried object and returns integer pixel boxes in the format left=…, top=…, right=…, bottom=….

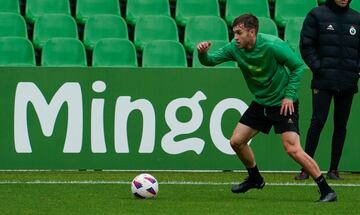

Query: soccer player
left=197, top=14, right=336, bottom=202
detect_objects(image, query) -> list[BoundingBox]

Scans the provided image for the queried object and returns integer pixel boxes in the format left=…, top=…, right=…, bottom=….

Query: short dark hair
left=232, top=14, right=259, bottom=33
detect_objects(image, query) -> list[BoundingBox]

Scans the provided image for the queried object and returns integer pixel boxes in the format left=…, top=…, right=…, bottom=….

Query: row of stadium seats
left=3, top=0, right=358, bottom=28
left=0, top=12, right=304, bottom=65
left=0, top=37, right=238, bottom=68
left=1, top=0, right=358, bottom=67
left=0, top=11, right=302, bottom=50
left=1, top=13, right=226, bottom=52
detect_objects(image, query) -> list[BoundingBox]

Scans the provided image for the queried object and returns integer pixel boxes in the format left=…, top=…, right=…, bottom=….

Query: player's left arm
left=273, top=41, right=305, bottom=116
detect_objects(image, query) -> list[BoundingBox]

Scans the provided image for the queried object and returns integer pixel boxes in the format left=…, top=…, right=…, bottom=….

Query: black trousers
left=304, top=89, right=354, bottom=171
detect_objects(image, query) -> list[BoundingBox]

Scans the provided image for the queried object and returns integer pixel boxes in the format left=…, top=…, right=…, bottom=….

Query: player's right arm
left=197, top=41, right=233, bottom=66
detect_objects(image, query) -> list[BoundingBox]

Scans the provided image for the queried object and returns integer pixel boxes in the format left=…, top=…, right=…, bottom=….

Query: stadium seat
left=258, top=17, right=278, bottom=37
left=192, top=40, right=237, bottom=68
left=25, top=0, right=71, bottom=23
left=33, top=14, right=78, bottom=49
left=76, top=0, right=121, bottom=24
left=126, top=0, right=170, bottom=26
left=0, top=0, right=20, bottom=13
left=142, top=41, right=187, bottom=67
left=176, top=0, right=220, bottom=26
left=0, top=37, right=35, bottom=66
left=318, top=0, right=326, bottom=4
left=83, top=15, right=128, bottom=50
left=351, top=0, right=360, bottom=12
left=184, top=16, right=228, bottom=52
left=92, top=38, right=137, bottom=67
left=0, top=13, right=28, bottom=38
left=284, top=18, right=305, bottom=50
left=275, top=0, right=317, bottom=27
left=41, top=38, right=87, bottom=67
left=225, top=0, right=270, bottom=26
left=134, top=16, right=178, bottom=51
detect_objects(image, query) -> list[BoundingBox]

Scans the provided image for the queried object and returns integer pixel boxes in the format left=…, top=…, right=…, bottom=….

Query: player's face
left=334, top=0, right=349, bottom=7
left=233, top=24, right=255, bottom=49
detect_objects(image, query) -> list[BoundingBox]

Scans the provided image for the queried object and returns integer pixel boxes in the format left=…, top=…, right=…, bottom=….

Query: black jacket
left=300, top=0, right=360, bottom=93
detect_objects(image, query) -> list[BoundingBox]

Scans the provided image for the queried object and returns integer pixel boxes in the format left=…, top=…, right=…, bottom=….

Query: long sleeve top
left=199, top=33, right=305, bottom=106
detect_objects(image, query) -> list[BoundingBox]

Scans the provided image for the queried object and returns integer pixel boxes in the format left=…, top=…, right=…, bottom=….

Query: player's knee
left=282, top=139, right=300, bottom=158
left=285, top=146, right=298, bottom=158
left=230, top=136, right=247, bottom=149
left=229, top=138, right=238, bottom=148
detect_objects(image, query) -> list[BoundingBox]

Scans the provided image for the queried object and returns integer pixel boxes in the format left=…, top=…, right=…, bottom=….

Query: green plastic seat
left=258, top=17, right=278, bottom=37
left=184, top=16, right=228, bottom=52
left=25, top=0, right=70, bottom=23
left=351, top=0, right=360, bottom=12
left=318, top=0, right=326, bottom=4
left=275, top=0, right=317, bottom=28
left=92, top=38, right=137, bottom=67
left=284, top=18, right=305, bottom=50
left=176, top=0, right=220, bottom=27
left=0, top=13, right=28, bottom=38
left=134, top=16, right=178, bottom=51
left=41, top=38, right=87, bottom=67
left=225, top=0, right=270, bottom=26
left=192, top=40, right=237, bottom=68
left=0, top=37, right=35, bottom=66
left=76, top=0, right=121, bottom=24
left=83, top=15, right=128, bottom=50
left=33, top=14, right=78, bottom=49
left=126, top=0, right=170, bottom=26
left=142, top=40, right=187, bottom=67
left=0, top=0, right=20, bottom=13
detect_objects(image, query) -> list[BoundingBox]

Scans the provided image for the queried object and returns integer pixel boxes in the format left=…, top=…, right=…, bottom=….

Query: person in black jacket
left=295, top=0, right=360, bottom=180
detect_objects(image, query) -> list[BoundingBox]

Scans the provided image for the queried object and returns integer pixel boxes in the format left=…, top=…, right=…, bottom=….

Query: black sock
left=247, top=165, right=263, bottom=182
left=315, top=175, right=333, bottom=195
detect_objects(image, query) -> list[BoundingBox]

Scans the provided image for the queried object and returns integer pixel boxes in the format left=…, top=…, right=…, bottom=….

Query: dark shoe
left=231, top=177, right=265, bottom=193
left=294, top=170, right=309, bottom=180
left=326, top=170, right=342, bottom=180
left=317, top=191, right=337, bottom=202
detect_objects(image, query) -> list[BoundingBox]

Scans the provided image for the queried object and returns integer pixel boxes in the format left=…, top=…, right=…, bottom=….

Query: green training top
left=198, top=33, right=305, bottom=106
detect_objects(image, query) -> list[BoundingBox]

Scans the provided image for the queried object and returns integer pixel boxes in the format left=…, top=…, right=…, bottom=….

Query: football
left=131, top=173, right=159, bottom=199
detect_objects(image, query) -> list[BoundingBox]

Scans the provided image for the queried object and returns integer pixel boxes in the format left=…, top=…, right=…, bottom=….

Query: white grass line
left=0, top=181, right=360, bottom=187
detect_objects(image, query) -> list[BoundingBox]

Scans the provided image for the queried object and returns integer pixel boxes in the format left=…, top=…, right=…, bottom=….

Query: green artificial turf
left=0, top=171, right=359, bottom=215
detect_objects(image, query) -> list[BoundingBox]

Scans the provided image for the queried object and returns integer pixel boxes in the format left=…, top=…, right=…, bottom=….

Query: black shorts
left=239, top=101, right=299, bottom=134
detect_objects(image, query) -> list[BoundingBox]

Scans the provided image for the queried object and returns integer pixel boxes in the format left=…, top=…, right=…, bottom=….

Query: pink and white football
left=131, top=173, right=159, bottom=199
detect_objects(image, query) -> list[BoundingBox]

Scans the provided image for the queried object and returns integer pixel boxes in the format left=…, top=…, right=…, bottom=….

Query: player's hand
left=197, top=41, right=212, bottom=53
left=280, top=98, right=294, bottom=116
